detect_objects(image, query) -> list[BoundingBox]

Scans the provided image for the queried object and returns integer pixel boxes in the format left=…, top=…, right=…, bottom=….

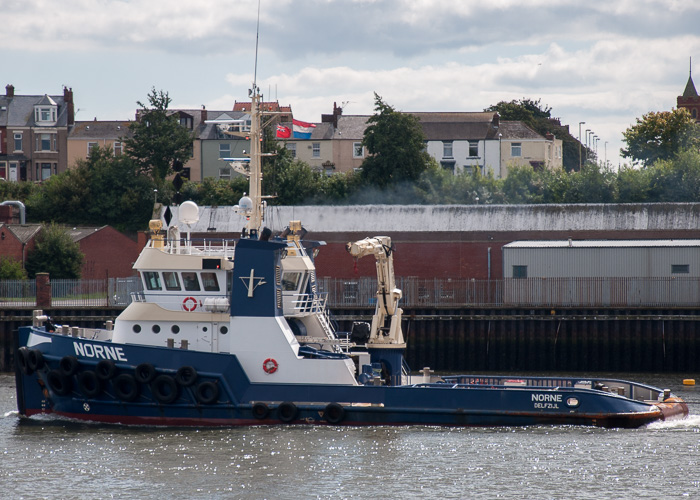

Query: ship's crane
left=346, top=236, right=405, bottom=349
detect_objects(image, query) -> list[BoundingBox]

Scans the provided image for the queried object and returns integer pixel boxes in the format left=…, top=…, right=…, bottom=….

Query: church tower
left=677, top=57, right=699, bottom=122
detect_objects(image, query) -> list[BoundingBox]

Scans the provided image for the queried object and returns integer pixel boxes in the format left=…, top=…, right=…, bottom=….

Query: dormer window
left=34, top=95, right=58, bottom=125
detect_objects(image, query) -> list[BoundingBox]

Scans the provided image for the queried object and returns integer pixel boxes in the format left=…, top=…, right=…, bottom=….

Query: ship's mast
left=245, top=86, right=264, bottom=235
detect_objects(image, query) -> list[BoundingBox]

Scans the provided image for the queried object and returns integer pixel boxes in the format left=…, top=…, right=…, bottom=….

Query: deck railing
left=1, top=276, right=698, bottom=309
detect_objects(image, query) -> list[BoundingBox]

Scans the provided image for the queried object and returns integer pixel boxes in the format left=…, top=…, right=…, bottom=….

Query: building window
left=113, top=141, right=122, bottom=156
left=511, top=143, right=522, bottom=157
left=692, top=109, right=697, bottom=119
left=443, top=141, right=453, bottom=158
left=440, top=161, right=455, bottom=173
left=219, top=143, right=231, bottom=159
left=512, top=265, right=528, bottom=279
left=14, top=134, right=22, bottom=152
left=468, top=141, right=478, bottom=157
left=218, top=167, right=231, bottom=180
left=87, top=142, right=98, bottom=156
left=39, top=134, right=52, bottom=151
left=312, top=143, right=320, bottom=158
left=0, top=162, right=6, bottom=180
left=180, top=116, right=193, bottom=129
left=40, top=163, right=52, bottom=180
left=286, top=143, right=297, bottom=158
left=35, top=107, right=56, bottom=123
left=353, top=142, right=364, bottom=158
left=671, top=264, right=690, bottom=274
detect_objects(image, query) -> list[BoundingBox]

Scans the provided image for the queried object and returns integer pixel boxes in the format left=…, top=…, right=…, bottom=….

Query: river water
left=1, top=372, right=699, bottom=499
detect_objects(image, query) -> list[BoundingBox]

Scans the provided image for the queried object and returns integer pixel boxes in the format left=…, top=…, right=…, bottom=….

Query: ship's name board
left=73, top=342, right=127, bottom=362
left=532, top=393, right=562, bottom=409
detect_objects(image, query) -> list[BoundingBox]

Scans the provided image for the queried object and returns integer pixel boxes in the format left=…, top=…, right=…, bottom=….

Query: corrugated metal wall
left=503, top=245, right=700, bottom=278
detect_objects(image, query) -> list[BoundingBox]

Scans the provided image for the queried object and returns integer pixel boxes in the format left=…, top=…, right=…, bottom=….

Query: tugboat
left=14, top=84, right=689, bottom=428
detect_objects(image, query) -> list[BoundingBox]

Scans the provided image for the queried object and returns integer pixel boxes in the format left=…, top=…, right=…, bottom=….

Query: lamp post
left=585, top=129, right=591, bottom=164
left=578, top=121, right=585, bottom=170
left=604, top=141, right=608, bottom=168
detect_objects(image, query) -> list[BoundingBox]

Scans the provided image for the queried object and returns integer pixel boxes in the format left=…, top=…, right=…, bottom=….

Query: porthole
left=133, top=324, right=141, bottom=333
left=202, top=326, right=208, bottom=332
left=566, top=397, right=580, bottom=408
left=152, top=325, right=161, bottom=334
left=220, top=326, right=228, bottom=335
left=171, top=325, right=180, bottom=334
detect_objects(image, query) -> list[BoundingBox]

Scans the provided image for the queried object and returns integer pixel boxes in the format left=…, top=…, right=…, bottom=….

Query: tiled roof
left=67, top=226, right=108, bottom=242
left=683, top=75, right=698, bottom=98
left=411, top=112, right=500, bottom=141
left=498, top=121, right=545, bottom=140
left=332, top=115, right=370, bottom=140
left=6, top=224, right=42, bottom=244
left=69, top=121, right=132, bottom=139
left=0, top=94, right=69, bottom=127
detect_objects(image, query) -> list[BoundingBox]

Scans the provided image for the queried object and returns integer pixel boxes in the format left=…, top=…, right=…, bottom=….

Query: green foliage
left=124, top=88, right=195, bottom=183
left=360, top=93, right=431, bottom=188
left=25, top=223, right=84, bottom=279
left=0, top=256, right=27, bottom=279
left=486, top=98, right=584, bottom=172
left=621, top=108, right=700, bottom=167
left=0, top=181, right=41, bottom=204
left=26, top=145, right=156, bottom=231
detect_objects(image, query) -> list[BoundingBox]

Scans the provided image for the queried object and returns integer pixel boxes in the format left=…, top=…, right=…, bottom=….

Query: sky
left=4, top=0, right=700, bottom=170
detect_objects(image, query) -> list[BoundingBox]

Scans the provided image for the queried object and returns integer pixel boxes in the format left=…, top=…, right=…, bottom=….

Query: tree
left=25, top=223, right=84, bottom=279
left=124, top=88, right=195, bottom=183
left=0, top=256, right=27, bottom=279
left=486, top=98, right=584, bottom=172
left=360, top=93, right=431, bottom=188
left=621, top=108, right=700, bottom=167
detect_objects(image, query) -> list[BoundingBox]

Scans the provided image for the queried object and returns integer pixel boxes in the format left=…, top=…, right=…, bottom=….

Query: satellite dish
left=238, top=196, right=253, bottom=212
left=178, top=201, right=200, bottom=225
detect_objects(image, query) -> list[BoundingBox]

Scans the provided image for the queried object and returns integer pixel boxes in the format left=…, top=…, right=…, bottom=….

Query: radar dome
left=178, top=201, right=200, bottom=225
left=238, top=196, right=253, bottom=212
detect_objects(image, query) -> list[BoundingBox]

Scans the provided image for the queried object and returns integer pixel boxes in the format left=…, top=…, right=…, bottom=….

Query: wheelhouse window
left=512, top=265, right=528, bottom=279
left=201, top=272, right=220, bottom=292
left=163, top=272, right=181, bottom=291
left=143, top=272, right=162, bottom=290
left=281, top=272, right=303, bottom=291
left=182, top=272, right=201, bottom=291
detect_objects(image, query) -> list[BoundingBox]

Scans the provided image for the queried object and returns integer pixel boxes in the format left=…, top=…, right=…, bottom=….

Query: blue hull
left=15, top=327, right=680, bottom=429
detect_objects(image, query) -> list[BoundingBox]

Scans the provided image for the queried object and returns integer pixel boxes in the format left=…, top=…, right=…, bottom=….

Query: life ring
left=252, top=402, right=270, bottom=420
left=112, top=373, right=139, bottom=402
left=134, top=363, right=156, bottom=384
left=182, top=296, right=198, bottom=312
left=96, top=359, right=117, bottom=381
left=324, top=403, right=345, bottom=424
left=59, top=356, right=80, bottom=377
left=150, top=374, right=179, bottom=404
left=46, top=369, right=72, bottom=396
left=277, top=401, right=298, bottom=423
left=262, top=358, right=278, bottom=374
left=175, top=366, right=198, bottom=387
left=77, top=370, right=102, bottom=398
left=194, top=381, right=219, bottom=405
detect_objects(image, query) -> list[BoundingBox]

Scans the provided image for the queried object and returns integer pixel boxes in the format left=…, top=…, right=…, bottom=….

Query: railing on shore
left=1, top=276, right=699, bottom=309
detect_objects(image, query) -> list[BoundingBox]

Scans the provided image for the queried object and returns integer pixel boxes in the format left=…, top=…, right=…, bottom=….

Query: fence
left=1, top=276, right=699, bottom=309
left=318, top=276, right=700, bottom=308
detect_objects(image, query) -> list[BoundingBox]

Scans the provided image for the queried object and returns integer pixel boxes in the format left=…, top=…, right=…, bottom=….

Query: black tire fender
left=16, top=347, right=32, bottom=375
left=134, top=363, right=156, bottom=384
left=252, top=402, right=270, bottom=420
left=77, top=370, right=102, bottom=398
left=324, top=403, right=345, bottom=424
left=194, top=381, right=219, bottom=405
left=46, top=369, right=72, bottom=396
left=112, top=373, right=139, bottom=402
left=59, top=356, right=80, bottom=377
left=175, top=366, right=198, bottom=387
left=277, top=401, right=298, bottom=423
left=27, top=349, right=45, bottom=372
left=96, top=359, right=117, bottom=381
left=150, top=374, right=179, bottom=404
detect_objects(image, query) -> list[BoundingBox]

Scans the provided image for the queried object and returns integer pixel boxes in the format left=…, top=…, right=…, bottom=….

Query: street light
left=578, top=121, right=585, bottom=170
